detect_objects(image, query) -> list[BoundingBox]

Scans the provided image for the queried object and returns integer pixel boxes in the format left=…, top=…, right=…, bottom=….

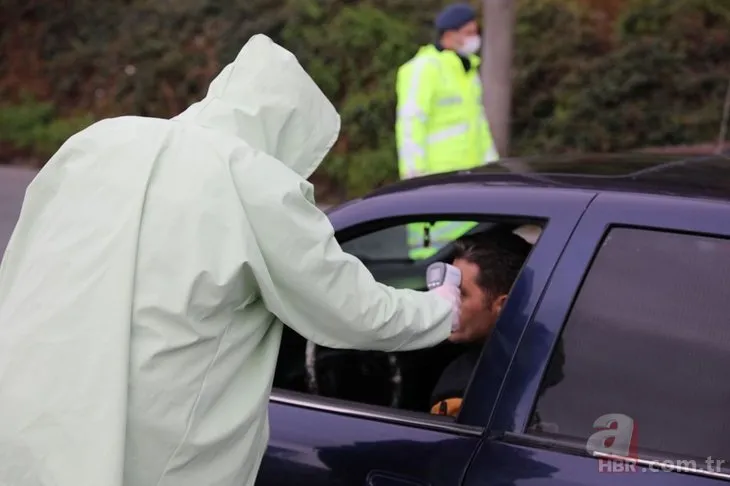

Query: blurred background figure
left=395, top=3, right=498, bottom=182
left=395, top=3, right=498, bottom=260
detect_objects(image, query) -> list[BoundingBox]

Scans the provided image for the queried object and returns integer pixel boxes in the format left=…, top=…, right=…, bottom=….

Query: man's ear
left=493, top=294, right=509, bottom=315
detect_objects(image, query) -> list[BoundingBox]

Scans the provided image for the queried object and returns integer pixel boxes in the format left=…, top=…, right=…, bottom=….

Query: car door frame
left=465, top=191, right=730, bottom=486
left=261, top=184, right=597, bottom=486
left=269, top=183, right=597, bottom=429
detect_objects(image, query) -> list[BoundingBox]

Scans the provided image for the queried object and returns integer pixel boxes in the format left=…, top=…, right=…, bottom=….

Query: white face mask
left=456, top=35, right=481, bottom=56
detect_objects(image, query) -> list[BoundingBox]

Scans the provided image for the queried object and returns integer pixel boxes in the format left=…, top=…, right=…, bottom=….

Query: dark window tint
left=530, top=227, right=730, bottom=464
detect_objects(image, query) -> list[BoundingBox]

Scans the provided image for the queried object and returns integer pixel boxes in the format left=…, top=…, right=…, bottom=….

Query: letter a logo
left=586, top=413, right=637, bottom=459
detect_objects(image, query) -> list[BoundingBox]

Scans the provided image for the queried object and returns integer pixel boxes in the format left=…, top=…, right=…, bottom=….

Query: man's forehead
left=458, top=20, right=479, bottom=33
left=453, top=258, right=481, bottom=282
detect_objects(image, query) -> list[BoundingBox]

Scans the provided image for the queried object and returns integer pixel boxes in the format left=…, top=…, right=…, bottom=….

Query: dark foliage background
left=1, top=0, right=727, bottom=200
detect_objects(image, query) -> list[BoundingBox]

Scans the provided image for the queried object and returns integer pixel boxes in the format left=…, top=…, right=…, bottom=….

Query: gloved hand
left=428, top=283, right=461, bottom=333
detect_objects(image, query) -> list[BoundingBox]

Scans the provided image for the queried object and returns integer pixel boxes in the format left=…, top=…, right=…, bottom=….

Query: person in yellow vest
left=395, top=3, right=499, bottom=260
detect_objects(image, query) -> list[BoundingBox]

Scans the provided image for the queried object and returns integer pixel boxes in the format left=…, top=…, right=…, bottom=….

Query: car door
left=463, top=191, right=730, bottom=486
left=256, top=184, right=595, bottom=486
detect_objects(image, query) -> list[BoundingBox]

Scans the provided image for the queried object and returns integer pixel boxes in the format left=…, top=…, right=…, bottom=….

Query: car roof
left=367, top=152, right=730, bottom=202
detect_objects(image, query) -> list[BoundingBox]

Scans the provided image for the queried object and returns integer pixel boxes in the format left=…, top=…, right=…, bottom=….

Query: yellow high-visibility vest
left=396, top=44, right=498, bottom=259
left=396, top=43, right=498, bottom=178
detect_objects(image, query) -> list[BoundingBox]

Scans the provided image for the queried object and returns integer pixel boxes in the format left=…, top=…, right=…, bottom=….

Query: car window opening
left=272, top=216, right=546, bottom=422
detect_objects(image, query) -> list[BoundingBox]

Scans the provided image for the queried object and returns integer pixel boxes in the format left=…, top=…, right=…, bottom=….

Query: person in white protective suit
left=0, top=35, right=462, bottom=486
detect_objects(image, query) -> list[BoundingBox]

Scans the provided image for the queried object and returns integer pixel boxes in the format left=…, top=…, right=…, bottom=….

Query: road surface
left=0, top=166, right=36, bottom=254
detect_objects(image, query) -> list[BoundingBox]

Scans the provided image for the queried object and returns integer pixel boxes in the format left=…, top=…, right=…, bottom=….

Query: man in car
left=431, top=229, right=532, bottom=416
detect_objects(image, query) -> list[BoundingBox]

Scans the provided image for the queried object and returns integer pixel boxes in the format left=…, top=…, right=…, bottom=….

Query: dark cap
left=435, top=3, right=476, bottom=31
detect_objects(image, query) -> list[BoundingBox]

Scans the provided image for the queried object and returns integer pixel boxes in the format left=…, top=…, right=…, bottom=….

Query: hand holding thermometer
left=426, top=262, right=462, bottom=289
left=426, top=262, right=462, bottom=333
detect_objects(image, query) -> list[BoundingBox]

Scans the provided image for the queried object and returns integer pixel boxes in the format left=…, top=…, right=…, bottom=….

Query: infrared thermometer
left=426, top=262, right=462, bottom=289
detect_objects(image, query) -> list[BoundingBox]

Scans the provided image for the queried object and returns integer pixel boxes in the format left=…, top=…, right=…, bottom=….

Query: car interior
left=272, top=217, right=544, bottom=417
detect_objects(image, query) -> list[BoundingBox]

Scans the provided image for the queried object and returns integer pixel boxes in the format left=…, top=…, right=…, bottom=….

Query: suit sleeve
left=233, top=153, right=454, bottom=351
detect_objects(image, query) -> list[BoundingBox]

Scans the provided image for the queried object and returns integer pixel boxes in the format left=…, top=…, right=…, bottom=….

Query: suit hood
left=175, top=34, right=340, bottom=178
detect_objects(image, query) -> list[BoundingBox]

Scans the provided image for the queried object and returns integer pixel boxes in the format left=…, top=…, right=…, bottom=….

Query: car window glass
left=274, top=218, right=542, bottom=421
left=341, top=220, right=484, bottom=262
left=529, top=227, right=730, bottom=468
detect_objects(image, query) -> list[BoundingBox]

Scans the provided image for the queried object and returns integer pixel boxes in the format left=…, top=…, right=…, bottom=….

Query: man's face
left=445, top=20, right=480, bottom=53
left=456, top=20, right=479, bottom=39
left=450, top=258, right=507, bottom=343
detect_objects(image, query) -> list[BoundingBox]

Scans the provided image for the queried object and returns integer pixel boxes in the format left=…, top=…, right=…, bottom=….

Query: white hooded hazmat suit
left=0, top=35, right=457, bottom=486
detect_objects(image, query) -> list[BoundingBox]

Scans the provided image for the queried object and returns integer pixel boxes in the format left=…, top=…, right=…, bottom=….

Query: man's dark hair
left=452, top=229, right=532, bottom=301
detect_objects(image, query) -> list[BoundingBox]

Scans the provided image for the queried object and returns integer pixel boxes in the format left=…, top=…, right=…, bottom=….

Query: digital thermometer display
left=426, top=262, right=461, bottom=289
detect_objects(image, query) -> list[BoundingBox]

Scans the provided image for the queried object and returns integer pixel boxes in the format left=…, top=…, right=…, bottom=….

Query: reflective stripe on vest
left=397, top=57, right=440, bottom=179
left=436, top=95, right=463, bottom=106
left=426, top=123, right=469, bottom=146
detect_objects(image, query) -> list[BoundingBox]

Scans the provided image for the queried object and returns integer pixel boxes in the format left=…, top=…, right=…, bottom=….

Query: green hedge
left=510, top=0, right=609, bottom=155
left=0, top=0, right=727, bottom=198
left=0, top=95, right=94, bottom=159
left=547, top=0, right=730, bottom=152
left=281, top=0, right=435, bottom=196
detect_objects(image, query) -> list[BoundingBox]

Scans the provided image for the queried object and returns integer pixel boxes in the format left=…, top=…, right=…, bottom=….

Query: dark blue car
left=258, top=153, right=730, bottom=486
